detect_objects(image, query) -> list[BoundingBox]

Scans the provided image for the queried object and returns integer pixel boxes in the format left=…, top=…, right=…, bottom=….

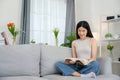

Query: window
left=30, top=0, right=66, bottom=45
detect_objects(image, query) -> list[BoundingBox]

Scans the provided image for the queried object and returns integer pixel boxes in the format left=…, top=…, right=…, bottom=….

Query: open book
left=65, top=58, right=89, bottom=65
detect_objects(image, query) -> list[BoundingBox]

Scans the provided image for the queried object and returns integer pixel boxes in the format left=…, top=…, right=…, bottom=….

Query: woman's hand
left=87, top=58, right=95, bottom=63
left=65, top=60, right=75, bottom=65
left=69, top=61, right=75, bottom=64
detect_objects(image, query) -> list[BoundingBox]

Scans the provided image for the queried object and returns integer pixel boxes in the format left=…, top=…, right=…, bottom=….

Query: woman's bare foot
left=71, top=72, right=80, bottom=77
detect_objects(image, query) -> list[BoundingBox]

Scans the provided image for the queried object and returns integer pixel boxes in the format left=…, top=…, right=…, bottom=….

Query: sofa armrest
left=97, top=57, right=112, bottom=75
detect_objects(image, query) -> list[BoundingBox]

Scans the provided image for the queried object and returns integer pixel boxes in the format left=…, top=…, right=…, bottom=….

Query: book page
left=65, top=58, right=89, bottom=65
left=77, top=59, right=89, bottom=65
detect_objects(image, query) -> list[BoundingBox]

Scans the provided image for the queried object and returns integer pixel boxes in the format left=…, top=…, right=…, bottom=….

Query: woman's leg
left=79, top=61, right=100, bottom=75
left=55, top=61, right=80, bottom=76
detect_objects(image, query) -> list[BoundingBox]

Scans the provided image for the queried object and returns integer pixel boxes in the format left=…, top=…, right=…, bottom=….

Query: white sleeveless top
left=75, top=37, right=91, bottom=59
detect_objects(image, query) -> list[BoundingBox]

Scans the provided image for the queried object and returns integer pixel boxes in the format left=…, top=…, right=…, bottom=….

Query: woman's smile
left=78, top=26, right=87, bottom=40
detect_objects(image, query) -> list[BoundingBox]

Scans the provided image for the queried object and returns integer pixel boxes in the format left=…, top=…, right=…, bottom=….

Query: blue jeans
left=55, top=61, right=100, bottom=76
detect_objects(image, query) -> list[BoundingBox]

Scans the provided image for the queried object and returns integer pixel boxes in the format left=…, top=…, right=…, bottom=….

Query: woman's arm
left=71, top=40, right=77, bottom=58
left=88, top=38, right=98, bottom=62
left=65, top=40, right=77, bottom=64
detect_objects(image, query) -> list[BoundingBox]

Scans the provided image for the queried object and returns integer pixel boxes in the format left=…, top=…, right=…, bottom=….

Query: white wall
left=0, top=0, right=22, bottom=44
left=75, top=0, right=120, bottom=32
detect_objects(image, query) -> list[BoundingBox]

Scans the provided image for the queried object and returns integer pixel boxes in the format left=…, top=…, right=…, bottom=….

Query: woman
left=55, top=21, right=100, bottom=78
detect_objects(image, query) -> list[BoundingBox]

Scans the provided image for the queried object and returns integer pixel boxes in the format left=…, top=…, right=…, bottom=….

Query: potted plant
left=105, top=33, right=112, bottom=39
left=107, top=43, right=114, bottom=59
left=7, top=22, right=19, bottom=45
left=53, top=27, right=59, bottom=46
left=107, top=43, right=114, bottom=51
left=30, top=39, right=36, bottom=44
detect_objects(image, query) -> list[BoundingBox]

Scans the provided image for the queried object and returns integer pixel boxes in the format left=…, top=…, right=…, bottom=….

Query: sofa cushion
left=0, top=76, right=48, bottom=80
left=97, top=57, right=112, bottom=74
left=43, top=74, right=120, bottom=80
left=40, top=45, right=71, bottom=76
left=0, top=44, right=40, bottom=77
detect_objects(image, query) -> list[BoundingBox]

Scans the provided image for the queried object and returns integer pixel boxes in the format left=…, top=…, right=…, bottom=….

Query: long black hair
left=76, top=21, right=93, bottom=39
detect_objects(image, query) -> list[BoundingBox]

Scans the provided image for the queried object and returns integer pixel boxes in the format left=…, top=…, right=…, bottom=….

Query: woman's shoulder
left=90, top=38, right=97, bottom=42
left=72, top=40, right=77, bottom=46
left=72, top=40, right=76, bottom=44
left=89, top=37, right=97, bottom=44
left=87, top=37, right=96, bottom=41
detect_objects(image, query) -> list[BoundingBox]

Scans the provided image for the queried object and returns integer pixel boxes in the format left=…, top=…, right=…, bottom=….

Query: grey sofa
left=0, top=44, right=119, bottom=80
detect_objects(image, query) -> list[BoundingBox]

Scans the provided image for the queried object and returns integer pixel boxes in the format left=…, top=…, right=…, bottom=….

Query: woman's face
left=78, top=26, right=87, bottom=39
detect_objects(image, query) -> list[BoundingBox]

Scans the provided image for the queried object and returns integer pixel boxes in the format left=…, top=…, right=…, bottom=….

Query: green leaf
left=66, top=32, right=76, bottom=42
left=8, top=27, right=14, bottom=36
left=107, top=43, right=114, bottom=51
left=14, top=31, right=19, bottom=37
left=60, top=32, right=76, bottom=48
left=60, top=43, right=71, bottom=48
left=53, top=27, right=59, bottom=38
left=105, top=33, right=112, bottom=38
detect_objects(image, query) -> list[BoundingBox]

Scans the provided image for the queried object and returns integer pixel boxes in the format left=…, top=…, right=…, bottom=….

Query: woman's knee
left=91, top=61, right=100, bottom=75
left=91, top=61, right=100, bottom=67
left=55, top=61, right=65, bottom=67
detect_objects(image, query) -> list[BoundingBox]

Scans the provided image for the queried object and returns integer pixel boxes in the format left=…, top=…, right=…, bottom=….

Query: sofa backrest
left=0, top=44, right=40, bottom=77
left=40, top=45, right=72, bottom=76
left=0, top=44, right=112, bottom=77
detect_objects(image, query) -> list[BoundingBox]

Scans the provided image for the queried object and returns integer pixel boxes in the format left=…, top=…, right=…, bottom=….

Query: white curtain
left=30, top=0, right=66, bottom=46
